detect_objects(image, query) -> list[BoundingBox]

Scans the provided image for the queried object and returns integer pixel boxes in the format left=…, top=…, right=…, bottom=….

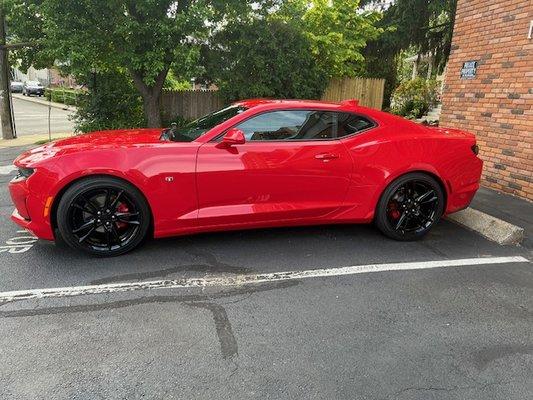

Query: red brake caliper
left=116, top=203, right=129, bottom=229
left=388, top=202, right=401, bottom=220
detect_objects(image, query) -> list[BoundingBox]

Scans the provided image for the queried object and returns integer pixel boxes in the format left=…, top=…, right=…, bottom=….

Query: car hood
left=15, top=128, right=164, bottom=167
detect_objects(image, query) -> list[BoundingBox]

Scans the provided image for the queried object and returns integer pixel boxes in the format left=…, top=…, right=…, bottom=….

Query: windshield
left=165, top=105, right=247, bottom=142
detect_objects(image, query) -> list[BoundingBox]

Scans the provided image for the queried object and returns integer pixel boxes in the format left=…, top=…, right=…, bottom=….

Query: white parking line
left=0, top=256, right=528, bottom=303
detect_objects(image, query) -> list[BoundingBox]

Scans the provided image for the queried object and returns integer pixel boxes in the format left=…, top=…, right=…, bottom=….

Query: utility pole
left=0, top=5, right=15, bottom=140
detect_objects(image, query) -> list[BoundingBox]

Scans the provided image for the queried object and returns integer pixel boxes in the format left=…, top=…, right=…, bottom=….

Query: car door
left=195, top=109, right=353, bottom=227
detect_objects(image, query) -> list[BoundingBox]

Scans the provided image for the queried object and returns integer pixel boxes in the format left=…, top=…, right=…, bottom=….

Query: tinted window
left=235, top=110, right=374, bottom=141
left=337, top=113, right=375, bottom=137
left=169, top=105, right=246, bottom=142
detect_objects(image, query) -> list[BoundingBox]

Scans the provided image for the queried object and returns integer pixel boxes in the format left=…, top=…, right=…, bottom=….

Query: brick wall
left=440, top=0, right=532, bottom=200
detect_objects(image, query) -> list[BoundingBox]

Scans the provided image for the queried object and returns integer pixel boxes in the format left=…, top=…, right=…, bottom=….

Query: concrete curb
left=12, top=94, right=76, bottom=112
left=447, top=207, right=525, bottom=245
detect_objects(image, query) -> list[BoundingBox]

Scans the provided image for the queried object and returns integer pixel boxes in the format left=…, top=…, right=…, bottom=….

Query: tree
left=278, top=0, right=383, bottom=79
left=6, top=0, right=275, bottom=127
left=303, top=0, right=383, bottom=78
left=362, top=0, right=458, bottom=107
left=72, top=70, right=145, bottom=133
left=201, top=18, right=328, bottom=102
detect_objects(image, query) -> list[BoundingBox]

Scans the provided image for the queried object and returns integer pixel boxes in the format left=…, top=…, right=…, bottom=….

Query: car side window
left=337, top=113, right=375, bottom=138
left=236, top=110, right=338, bottom=141
left=233, top=110, right=375, bottom=141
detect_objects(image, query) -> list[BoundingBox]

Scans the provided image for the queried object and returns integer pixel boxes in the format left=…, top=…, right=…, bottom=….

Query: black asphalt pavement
left=0, top=145, right=531, bottom=399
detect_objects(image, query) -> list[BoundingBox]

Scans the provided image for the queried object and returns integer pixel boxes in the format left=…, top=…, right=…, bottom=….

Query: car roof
left=231, top=98, right=402, bottom=126
left=233, top=98, right=351, bottom=110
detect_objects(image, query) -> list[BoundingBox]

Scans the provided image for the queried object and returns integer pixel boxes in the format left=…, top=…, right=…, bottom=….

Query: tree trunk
left=142, top=92, right=162, bottom=128
left=129, top=66, right=169, bottom=128
left=411, top=53, right=421, bottom=80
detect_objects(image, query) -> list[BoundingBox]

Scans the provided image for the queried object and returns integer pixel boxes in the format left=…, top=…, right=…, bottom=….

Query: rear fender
left=370, top=164, right=448, bottom=218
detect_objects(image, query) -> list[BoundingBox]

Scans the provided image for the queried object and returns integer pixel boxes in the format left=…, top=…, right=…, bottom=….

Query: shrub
left=45, top=88, right=81, bottom=106
left=71, top=71, right=145, bottom=133
left=390, top=78, right=439, bottom=119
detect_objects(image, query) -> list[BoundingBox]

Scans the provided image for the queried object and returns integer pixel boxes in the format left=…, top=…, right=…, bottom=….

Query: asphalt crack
left=90, top=247, right=250, bottom=285
left=186, top=301, right=238, bottom=359
left=0, top=280, right=298, bottom=360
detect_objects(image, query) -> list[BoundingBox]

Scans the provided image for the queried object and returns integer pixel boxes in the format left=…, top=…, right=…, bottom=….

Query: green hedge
left=45, top=88, right=82, bottom=106
left=390, top=78, right=439, bottom=119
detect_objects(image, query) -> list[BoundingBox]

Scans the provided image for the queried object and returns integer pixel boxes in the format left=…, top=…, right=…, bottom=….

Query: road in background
left=1, top=96, right=75, bottom=136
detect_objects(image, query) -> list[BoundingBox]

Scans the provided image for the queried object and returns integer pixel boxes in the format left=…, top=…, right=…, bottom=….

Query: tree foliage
left=72, top=71, right=145, bottom=133
left=302, top=0, right=383, bottom=78
left=361, top=0, right=457, bottom=107
left=278, top=0, right=383, bottom=78
left=390, top=77, right=438, bottom=119
left=201, top=18, right=328, bottom=102
left=6, top=0, right=277, bottom=127
left=201, top=0, right=383, bottom=102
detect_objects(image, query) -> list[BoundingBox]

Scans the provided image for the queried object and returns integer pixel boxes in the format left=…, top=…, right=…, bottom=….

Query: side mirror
left=220, top=128, right=245, bottom=146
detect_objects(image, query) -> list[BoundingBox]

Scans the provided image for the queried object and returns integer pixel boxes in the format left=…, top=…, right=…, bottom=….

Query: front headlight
left=16, top=167, right=35, bottom=179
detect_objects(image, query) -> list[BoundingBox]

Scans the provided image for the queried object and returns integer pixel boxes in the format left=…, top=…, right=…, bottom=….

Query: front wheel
left=375, top=173, right=444, bottom=241
left=56, top=177, right=151, bottom=256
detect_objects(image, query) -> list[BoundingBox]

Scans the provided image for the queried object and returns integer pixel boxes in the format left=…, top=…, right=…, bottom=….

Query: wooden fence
left=321, top=78, right=385, bottom=110
left=160, top=89, right=224, bottom=121
left=161, top=77, right=385, bottom=120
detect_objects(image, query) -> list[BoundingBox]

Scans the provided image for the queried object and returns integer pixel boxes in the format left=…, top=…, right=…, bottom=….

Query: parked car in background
left=9, top=99, right=483, bottom=256
left=22, top=81, right=45, bottom=96
left=10, top=81, right=24, bottom=93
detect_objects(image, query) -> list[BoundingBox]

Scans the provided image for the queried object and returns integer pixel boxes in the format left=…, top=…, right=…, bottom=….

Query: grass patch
left=34, top=136, right=68, bottom=145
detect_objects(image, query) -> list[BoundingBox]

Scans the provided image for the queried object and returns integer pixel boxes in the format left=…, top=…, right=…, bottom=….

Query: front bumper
left=9, top=176, right=55, bottom=240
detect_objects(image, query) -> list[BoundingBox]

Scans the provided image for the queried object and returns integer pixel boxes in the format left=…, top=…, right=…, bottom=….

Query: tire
left=56, top=176, right=151, bottom=256
left=375, top=172, right=445, bottom=241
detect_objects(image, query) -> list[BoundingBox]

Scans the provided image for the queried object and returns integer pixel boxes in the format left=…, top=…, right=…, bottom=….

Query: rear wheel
left=375, top=172, right=444, bottom=241
left=56, top=177, right=150, bottom=256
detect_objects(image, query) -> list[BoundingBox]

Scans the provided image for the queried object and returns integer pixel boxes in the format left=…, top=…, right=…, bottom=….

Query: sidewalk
left=0, top=133, right=71, bottom=148
left=12, top=93, right=77, bottom=112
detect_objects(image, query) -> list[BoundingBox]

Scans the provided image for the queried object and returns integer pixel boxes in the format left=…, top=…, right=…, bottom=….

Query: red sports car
left=9, top=99, right=482, bottom=256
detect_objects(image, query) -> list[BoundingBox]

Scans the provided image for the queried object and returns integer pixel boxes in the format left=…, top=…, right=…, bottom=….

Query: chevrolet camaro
left=9, top=99, right=483, bottom=256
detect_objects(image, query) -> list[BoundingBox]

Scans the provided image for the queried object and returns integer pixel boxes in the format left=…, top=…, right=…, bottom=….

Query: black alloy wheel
left=57, top=177, right=150, bottom=256
left=375, top=172, right=444, bottom=241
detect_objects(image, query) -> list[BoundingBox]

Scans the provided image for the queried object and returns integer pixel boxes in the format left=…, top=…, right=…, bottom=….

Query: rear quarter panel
left=338, top=121, right=482, bottom=221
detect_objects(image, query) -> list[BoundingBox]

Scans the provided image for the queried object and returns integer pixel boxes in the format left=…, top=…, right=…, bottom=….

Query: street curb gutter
left=12, top=93, right=76, bottom=112
left=447, top=207, right=525, bottom=245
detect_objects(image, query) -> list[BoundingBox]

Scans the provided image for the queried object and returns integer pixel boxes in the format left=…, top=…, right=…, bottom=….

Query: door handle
left=315, top=153, right=339, bottom=161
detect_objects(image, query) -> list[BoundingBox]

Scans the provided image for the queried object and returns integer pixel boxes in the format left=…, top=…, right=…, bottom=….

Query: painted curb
left=447, top=207, right=525, bottom=245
